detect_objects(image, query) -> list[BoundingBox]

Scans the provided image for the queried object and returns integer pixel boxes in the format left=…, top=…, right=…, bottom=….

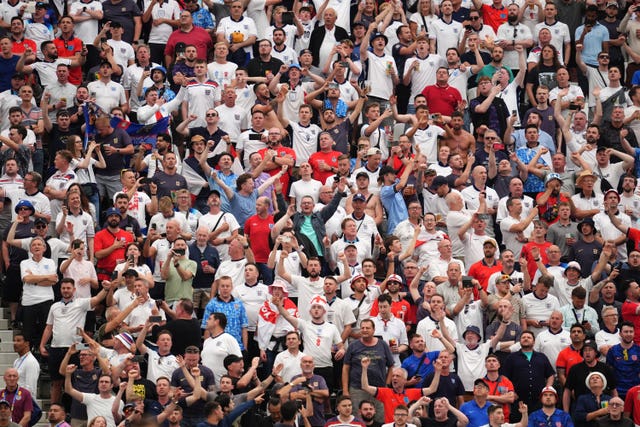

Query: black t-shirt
left=420, top=416, right=459, bottom=427
left=151, top=318, right=202, bottom=355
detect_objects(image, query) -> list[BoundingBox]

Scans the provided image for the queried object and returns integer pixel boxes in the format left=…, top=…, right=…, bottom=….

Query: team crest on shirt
left=555, top=29, right=559, bottom=34
left=83, top=219, right=88, bottom=225
left=243, top=24, right=249, bottom=29
left=633, top=355, right=638, bottom=361
left=235, top=114, right=240, bottom=120
left=205, top=90, right=211, bottom=96
left=121, top=48, right=126, bottom=53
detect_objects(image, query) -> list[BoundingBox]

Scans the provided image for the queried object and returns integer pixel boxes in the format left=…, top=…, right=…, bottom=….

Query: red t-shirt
left=11, top=38, right=37, bottom=55
left=375, top=387, right=423, bottom=423
left=309, top=150, right=341, bottom=184
left=484, top=375, right=514, bottom=420
left=481, top=4, right=508, bottom=32
left=53, top=37, right=84, bottom=85
left=628, top=227, right=640, bottom=251
left=421, top=84, right=463, bottom=116
left=94, top=228, right=135, bottom=280
left=370, top=298, right=416, bottom=325
left=244, top=214, right=274, bottom=263
left=468, top=260, right=503, bottom=291
left=622, top=299, right=640, bottom=345
left=258, top=146, right=296, bottom=194
left=521, top=241, right=551, bottom=279
left=556, top=345, right=583, bottom=374
left=624, top=385, right=640, bottom=425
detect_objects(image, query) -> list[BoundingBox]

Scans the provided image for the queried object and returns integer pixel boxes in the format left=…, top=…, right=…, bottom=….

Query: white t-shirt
left=521, top=293, right=560, bottom=337
left=69, top=1, right=103, bottom=44
left=87, top=79, right=127, bottom=112
left=290, top=275, right=324, bottom=321
left=534, top=21, right=571, bottom=64
left=144, top=0, right=181, bottom=43
left=145, top=349, right=179, bottom=384
left=207, top=62, right=238, bottom=89
left=534, top=328, right=571, bottom=371
left=430, top=18, right=464, bottom=56
left=201, top=333, right=243, bottom=383
left=408, top=125, right=445, bottom=164
left=289, top=178, right=322, bottom=208
left=296, top=318, right=342, bottom=368
left=289, top=121, right=322, bottom=165
left=21, top=257, right=57, bottom=306
left=216, top=16, right=258, bottom=55
left=365, top=51, right=397, bottom=100
left=216, top=104, right=249, bottom=143
left=106, top=39, right=135, bottom=71
left=456, top=341, right=492, bottom=391
left=273, top=350, right=306, bottom=382
left=81, top=393, right=121, bottom=427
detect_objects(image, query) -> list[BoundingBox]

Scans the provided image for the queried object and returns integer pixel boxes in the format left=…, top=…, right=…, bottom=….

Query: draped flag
left=110, top=116, right=170, bottom=149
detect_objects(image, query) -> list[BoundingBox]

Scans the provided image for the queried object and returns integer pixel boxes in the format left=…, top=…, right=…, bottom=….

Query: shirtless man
left=443, top=111, right=475, bottom=164
left=346, top=172, right=384, bottom=225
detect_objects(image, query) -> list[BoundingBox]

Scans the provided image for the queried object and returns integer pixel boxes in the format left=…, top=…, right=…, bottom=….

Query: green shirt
left=165, top=258, right=197, bottom=303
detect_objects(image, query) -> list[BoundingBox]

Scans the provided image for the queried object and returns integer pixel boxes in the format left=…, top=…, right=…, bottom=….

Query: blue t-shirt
left=460, top=399, right=492, bottom=427
left=606, top=343, right=640, bottom=397
left=229, top=189, right=258, bottom=228
left=380, top=180, right=408, bottom=234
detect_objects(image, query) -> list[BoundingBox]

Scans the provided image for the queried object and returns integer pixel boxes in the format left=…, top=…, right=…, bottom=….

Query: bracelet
left=151, top=193, right=157, bottom=196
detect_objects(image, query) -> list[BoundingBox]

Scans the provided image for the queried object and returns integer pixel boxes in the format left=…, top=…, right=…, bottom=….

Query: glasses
left=599, top=55, right=610, bottom=59
left=470, top=16, right=480, bottom=20
left=35, top=224, right=47, bottom=229
left=485, top=136, right=498, bottom=140
left=610, top=403, right=623, bottom=408
left=18, top=207, right=31, bottom=211
left=206, top=113, right=217, bottom=117
left=185, top=348, right=200, bottom=354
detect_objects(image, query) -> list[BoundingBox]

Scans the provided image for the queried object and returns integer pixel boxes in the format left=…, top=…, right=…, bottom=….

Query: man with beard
left=134, top=133, right=182, bottom=178
left=16, top=41, right=85, bottom=89
left=529, top=388, right=574, bottom=427
left=496, top=4, right=533, bottom=73
left=575, top=5, right=609, bottom=67
left=94, top=207, right=135, bottom=282
left=503, top=332, right=555, bottom=416
left=534, top=3, right=571, bottom=65
left=607, top=322, right=640, bottom=399
left=443, top=113, right=475, bottom=164
left=477, top=46, right=514, bottom=82
left=45, top=403, right=69, bottom=427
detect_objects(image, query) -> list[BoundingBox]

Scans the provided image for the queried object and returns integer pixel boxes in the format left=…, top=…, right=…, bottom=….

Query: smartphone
left=132, top=355, right=145, bottom=363
left=150, top=223, right=156, bottom=230
left=149, top=315, right=162, bottom=323
left=249, top=133, right=263, bottom=140
left=493, top=142, right=505, bottom=151
left=569, top=103, right=581, bottom=111
left=429, top=114, right=437, bottom=120
left=282, top=236, right=291, bottom=243
left=462, top=276, right=474, bottom=288
left=173, top=248, right=186, bottom=256
left=128, top=255, right=134, bottom=263
left=391, top=140, right=400, bottom=147
left=155, top=299, right=163, bottom=308
left=76, top=343, right=89, bottom=351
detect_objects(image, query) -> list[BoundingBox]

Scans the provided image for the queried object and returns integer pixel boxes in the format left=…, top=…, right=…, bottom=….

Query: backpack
left=29, top=397, right=42, bottom=427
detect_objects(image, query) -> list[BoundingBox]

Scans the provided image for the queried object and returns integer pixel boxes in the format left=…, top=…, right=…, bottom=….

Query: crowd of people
left=2, top=0, right=640, bottom=427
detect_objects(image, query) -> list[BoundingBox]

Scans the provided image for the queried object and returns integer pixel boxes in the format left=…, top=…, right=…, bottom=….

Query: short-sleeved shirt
left=375, top=387, right=424, bottom=423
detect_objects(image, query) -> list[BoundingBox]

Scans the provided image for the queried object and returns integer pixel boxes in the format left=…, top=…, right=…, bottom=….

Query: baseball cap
left=483, top=238, right=498, bottom=248
left=366, top=148, right=382, bottom=156
left=544, top=172, right=562, bottom=185
left=565, top=261, right=582, bottom=273
left=474, top=378, right=489, bottom=389
left=353, top=193, right=366, bottom=202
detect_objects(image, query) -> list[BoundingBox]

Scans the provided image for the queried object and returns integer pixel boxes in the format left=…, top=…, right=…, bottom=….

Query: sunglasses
left=206, top=113, right=217, bottom=117
left=470, top=16, right=480, bottom=20
left=18, top=207, right=31, bottom=211
left=35, top=224, right=48, bottom=229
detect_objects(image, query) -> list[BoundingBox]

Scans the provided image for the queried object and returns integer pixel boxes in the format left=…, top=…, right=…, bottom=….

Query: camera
left=462, top=276, right=474, bottom=288
left=173, top=248, right=186, bottom=256
left=612, top=261, right=623, bottom=270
